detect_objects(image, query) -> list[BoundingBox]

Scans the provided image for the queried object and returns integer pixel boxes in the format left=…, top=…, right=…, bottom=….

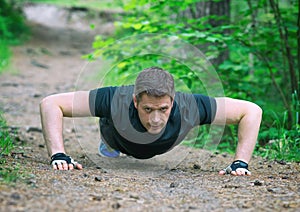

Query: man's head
left=133, top=67, right=175, bottom=134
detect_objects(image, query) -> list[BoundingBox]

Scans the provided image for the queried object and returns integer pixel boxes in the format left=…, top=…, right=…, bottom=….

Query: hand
left=219, top=160, right=251, bottom=176
left=51, top=153, right=83, bottom=170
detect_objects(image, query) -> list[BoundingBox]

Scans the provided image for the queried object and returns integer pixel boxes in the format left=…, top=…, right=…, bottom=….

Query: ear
left=133, top=94, right=138, bottom=108
left=171, top=95, right=175, bottom=107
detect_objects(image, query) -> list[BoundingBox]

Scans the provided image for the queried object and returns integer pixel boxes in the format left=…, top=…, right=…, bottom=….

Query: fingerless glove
left=50, top=153, right=76, bottom=166
left=224, top=160, right=250, bottom=174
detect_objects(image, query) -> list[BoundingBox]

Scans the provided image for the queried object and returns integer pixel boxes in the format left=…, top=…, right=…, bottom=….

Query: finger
left=236, top=170, right=243, bottom=176
left=68, top=164, right=74, bottom=170
left=230, top=171, right=238, bottom=176
left=219, top=170, right=226, bottom=175
left=236, top=168, right=250, bottom=176
left=57, top=163, right=64, bottom=170
left=53, top=164, right=58, bottom=170
left=75, top=163, right=83, bottom=170
left=62, top=162, right=69, bottom=170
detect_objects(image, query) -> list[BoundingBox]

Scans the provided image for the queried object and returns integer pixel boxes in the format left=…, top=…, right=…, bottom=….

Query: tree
left=179, top=0, right=231, bottom=65
left=90, top=0, right=299, bottom=156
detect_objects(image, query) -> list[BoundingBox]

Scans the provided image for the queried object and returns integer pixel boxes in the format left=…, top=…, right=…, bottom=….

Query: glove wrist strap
left=50, top=152, right=72, bottom=165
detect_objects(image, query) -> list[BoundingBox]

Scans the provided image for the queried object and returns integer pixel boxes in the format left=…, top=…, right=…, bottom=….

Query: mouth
left=150, top=125, right=161, bottom=130
left=148, top=124, right=164, bottom=133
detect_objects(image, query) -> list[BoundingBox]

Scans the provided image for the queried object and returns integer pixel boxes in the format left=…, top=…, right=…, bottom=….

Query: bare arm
left=212, top=97, right=263, bottom=175
left=39, top=91, right=92, bottom=170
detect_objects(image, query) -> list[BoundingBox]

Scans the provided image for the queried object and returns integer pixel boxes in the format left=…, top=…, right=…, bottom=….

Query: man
left=40, top=67, right=262, bottom=176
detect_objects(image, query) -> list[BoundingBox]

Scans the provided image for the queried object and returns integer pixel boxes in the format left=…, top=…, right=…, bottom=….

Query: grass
left=0, top=40, right=11, bottom=74
left=0, top=113, right=14, bottom=155
left=0, top=161, right=20, bottom=183
left=0, top=112, right=19, bottom=183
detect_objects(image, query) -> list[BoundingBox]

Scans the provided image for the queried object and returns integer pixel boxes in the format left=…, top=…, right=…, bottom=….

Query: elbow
left=250, top=103, right=263, bottom=122
left=39, top=95, right=56, bottom=114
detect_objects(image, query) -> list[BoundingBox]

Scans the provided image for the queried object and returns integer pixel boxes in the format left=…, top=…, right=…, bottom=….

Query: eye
left=144, top=107, right=152, bottom=113
left=160, top=107, right=168, bottom=112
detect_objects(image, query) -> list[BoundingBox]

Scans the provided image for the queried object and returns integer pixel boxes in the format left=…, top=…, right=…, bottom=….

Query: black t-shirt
left=89, top=85, right=216, bottom=159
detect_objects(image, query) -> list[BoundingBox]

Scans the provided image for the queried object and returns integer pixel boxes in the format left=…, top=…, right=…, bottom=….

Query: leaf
left=133, top=23, right=143, bottom=30
left=117, top=61, right=127, bottom=69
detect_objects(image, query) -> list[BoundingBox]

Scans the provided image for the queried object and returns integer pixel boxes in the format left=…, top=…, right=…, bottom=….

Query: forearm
left=40, top=96, right=66, bottom=156
left=234, top=104, right=262, bottom=163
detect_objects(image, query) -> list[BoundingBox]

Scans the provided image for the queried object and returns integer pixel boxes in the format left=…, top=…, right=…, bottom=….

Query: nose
left=150, top=110, right=160, bottom=124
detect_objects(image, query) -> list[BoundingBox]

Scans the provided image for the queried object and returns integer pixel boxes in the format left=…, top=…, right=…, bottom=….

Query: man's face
left=133, top=94, right=173, bottom=134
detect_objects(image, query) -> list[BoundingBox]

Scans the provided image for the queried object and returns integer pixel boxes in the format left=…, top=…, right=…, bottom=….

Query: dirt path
left=0, top=4, right=300, bottom=212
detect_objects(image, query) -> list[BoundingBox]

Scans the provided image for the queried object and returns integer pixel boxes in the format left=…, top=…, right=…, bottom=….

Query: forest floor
left=0, top=4, right=299, bottom=212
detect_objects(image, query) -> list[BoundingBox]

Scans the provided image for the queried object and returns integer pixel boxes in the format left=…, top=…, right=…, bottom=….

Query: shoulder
left=175, top=92, right=215, bottom=105
left=90, top=85, right=134, bottom=97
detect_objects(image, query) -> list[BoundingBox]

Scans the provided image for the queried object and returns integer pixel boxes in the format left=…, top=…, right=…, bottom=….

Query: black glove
left=223, top=160, right=251, bottom=175
left=50, top=153, right=78, bottom=168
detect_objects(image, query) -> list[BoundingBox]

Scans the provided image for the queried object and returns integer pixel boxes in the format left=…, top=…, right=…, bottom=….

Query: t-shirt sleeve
left=193, top=94, right=217, bottom=124
left=89, top=87, right=116, bottom=117
left=175, top=92, right=217, bottom=126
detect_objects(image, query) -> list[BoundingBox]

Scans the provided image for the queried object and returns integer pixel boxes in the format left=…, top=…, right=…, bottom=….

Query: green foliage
left=0, top=40, right=11, bottom=74
left=89, top=0, right=299, bottom=161
left=0, top=112, right=19, bottom=184
left=258, top=90, right=299, bottom=162
left=0, top=160, right=20, bottom=183
left=0, top=0, right=28, bottom=73
left=0, top=113, right=14, bottom=155
left=0, top=0, right=28, bottom=42
left=258, top=118, right=299, bottom=162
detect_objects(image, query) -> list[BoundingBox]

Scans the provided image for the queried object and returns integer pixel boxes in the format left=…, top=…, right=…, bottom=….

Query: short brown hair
left=134, top=67, right=175, bottom=102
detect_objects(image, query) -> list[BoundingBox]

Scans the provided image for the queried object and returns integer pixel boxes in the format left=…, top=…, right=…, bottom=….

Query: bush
left=0, top=0, right=28, bottom=73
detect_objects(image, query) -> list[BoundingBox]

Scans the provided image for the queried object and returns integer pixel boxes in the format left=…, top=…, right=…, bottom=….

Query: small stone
left=188, top=206, right=198, bottom=210
left=254, top=180, right=263, bottom=186
left=224, top=184, right=240, bottom=189
left=26, top=179, right=36, bottom=185
left=38, top=144, right=45, bottom=148
left=283, top=202, right=298, bottom=208
left=31, top=93, right=41, bottom=98
left=129, top=193, right=139, bottom=199
left=169, top=182, right=179, bottom=188
left=26, top=126, right=42, bottom=133
left=267, top=187, right=284, bottom=194
left=95, top=176, right=103, bottom=182
left=112, top=202, right=121, bottom=209
left=10, top=193, right=21, bottom=200
left=282, top=175, right=289, bottom=179
left=242, top=201, right=253, bottom=208
left=193, top=164, right=201, bottom=169
left=276, top=159, right=286, bottom=165
left=31, top=59, right=49, bottom=69
left=91, top=195, right=105, bottom=201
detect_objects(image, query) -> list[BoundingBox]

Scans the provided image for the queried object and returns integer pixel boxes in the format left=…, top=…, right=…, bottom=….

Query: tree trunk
left=179, top=0, right=231, bottom=66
